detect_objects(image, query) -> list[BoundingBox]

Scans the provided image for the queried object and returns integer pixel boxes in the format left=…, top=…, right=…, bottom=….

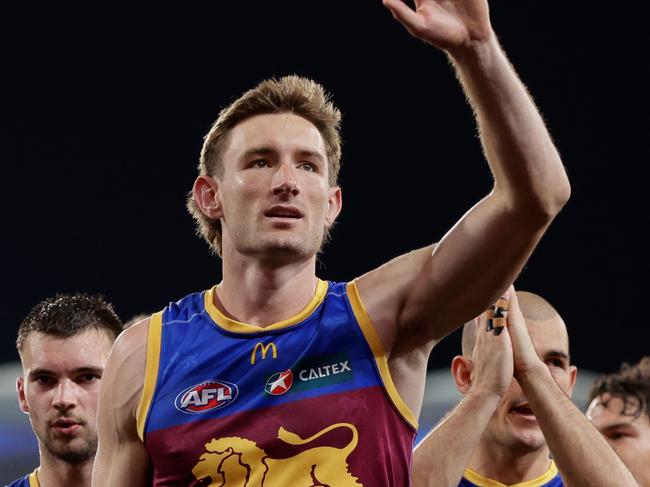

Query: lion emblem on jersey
left=191, top=422, right=362, bottom=486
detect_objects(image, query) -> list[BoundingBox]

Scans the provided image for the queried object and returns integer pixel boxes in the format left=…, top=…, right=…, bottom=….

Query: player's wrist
left=447, top=31, right=499, bottom=67
left=467, top=383, right=506, bottom=404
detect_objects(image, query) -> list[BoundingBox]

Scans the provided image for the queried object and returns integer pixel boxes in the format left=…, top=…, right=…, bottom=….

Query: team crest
left=192, top=423, right=362, bottom=486
left=175, top=379, right=238, bottom=414
left=264, top=369, right=293, bottom=396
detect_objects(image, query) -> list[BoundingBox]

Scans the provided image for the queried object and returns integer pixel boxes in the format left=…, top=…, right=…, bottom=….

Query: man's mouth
left=50, top=418, right=82, bottom=435
left=509, top=404, right=536, bottom=419
left=264, top=206, right=303, bottom=219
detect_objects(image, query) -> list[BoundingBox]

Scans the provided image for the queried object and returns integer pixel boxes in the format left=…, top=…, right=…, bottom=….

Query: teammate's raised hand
left=382, top=0, right=492, bottom=52
left=468, top=289, right=514, bottom=399
left=506, top=290, right=545, bottom=378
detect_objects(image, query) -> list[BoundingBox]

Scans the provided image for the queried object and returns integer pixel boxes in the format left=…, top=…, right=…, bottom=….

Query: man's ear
left=325, top=186, right=342, bottom=227
left=192, top=175, right=223, bottom=220
left=16, top=377, right=29, bottom=414
left=451, top=355, right=473, bottom=395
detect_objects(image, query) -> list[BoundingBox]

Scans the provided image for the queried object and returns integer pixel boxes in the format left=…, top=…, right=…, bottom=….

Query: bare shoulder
left=94, top=317, right=153, bottom=485
left=102, top=317, right=150, bottom=419
left=357, top=244, right=437, bottom=294
left=115, top=316, right=150, bottom=358
left=355, top=244, right=438, bottom=351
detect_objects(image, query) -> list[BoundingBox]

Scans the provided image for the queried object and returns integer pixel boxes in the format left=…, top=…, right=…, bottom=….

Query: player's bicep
left=401, top=194, right=550, bottom=341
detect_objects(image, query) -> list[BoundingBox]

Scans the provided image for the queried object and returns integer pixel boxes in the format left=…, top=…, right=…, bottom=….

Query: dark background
left=1, top=2, right=647, bottom=373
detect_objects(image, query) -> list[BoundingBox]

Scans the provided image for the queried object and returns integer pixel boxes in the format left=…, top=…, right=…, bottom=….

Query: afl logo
left=174, top=380, right=238, bottom=414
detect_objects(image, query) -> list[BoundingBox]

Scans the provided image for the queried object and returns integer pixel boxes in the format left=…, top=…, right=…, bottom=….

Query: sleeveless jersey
left=138, top=280, right=417, bottom=486
left=460, top=461, right=563, bottom=487
left=5, top=469, right=38, bottom=487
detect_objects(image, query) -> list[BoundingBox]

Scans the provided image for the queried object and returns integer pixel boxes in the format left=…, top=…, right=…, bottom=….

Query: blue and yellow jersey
left=5, top=469, right=39, bottom=487
left=139, top=279, right=417, bottom=486
left=460, top=461, right=563, bottom=487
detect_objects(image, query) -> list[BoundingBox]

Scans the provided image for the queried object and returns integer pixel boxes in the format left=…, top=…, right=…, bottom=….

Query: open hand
left=469, top=289, right=514, bottom=398
left=506, top=290, right=544, bottom=377
left=383, top=0, right=493, bottom=52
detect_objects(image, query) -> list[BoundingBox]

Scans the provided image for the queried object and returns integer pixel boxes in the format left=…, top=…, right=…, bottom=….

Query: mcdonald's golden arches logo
left=251, top=342, right=277, bottom=365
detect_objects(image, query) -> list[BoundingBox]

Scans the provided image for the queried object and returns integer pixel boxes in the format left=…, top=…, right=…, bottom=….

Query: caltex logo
left=174, top=380, right=238, bottom=414
left=264, top=370, right=293, bottom=396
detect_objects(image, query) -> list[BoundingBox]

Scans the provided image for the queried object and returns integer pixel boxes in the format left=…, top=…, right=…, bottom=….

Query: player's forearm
left=518, top=364, right=639, bottom=487
left=412, top=389, right=500, bottom=487
left=449, top=35, right=570, bottom=220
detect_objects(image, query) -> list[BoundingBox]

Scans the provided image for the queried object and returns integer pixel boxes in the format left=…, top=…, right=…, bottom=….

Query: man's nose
left=52, top=380, right=77, bottom=411
left=271, top=162, right=300, bottom=196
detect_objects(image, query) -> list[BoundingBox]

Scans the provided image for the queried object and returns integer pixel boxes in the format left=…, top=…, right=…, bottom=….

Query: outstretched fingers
left=383, top=0, right=424, bottom=36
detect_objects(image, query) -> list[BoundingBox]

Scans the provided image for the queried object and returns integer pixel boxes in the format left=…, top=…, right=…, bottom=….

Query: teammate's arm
left=92, top=319, right=152, bottom=487
left=413, top=392, right=498, bottom=487
left=357, top=0, right=570, bottom=353
left=413, top=299, right=513, bottom=487
left=507, top=293, right=639, bottom=487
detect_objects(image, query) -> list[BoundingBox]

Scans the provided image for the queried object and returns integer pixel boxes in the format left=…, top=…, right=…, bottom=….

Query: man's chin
left=47, top=443, right=95, bottom=465
left=507, top=428, right=547, bottom=452
left=257, top=236, right=319, bottom=259
left=44, top=435, right=97, bottom=465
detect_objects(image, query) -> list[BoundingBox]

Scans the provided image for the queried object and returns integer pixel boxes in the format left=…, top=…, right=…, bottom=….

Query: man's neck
left=467, top=438, right=552, bottom=485
left=37, top=452, right=92, bottom=487
left=218, top=253, right=319, bottom=328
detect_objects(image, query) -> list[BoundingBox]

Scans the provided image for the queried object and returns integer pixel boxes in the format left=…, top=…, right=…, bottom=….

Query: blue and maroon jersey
left=460, top=461, right=563, bottom=487
left=5, top=469, right=38, bottom=487
left=138, top=279, right=417, bottom=486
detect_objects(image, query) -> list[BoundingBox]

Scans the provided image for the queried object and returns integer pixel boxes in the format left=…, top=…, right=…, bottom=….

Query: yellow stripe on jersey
left=136, top=312, right=163, bottom=441
left=28, top=468, right=40, bottom=487
left=346, top=280, right=418, bottom=430
left=204, top=279, right=328, bottom=333
left=464, top=461, right=559, bottom=487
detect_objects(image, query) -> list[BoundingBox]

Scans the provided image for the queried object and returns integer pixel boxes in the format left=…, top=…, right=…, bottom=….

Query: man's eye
left=34, top=376, right=55, bottom=386
left=299, top=162, right=316, bottom=172
left=608, top=432, right=628, bottom=440
left=77, top=374, right=100, bottom=384
left=253, top=159, right=269, bottom=168
left=545, top=359, right=564, bottom=368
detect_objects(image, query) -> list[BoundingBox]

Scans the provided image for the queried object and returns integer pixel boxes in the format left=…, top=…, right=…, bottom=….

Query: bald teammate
left=587, top=357, right=650, bottom=487
left=412, top=290, right=638, bottom=487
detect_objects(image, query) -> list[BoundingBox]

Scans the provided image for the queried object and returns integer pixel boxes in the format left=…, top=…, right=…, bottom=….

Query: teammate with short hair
left=93, top=1, right=573, bottom=484
left=587, top=357, right=650, bottom=487
left=7, top=294, right=122, bottom=487
left=412, top=290, right=638, bottom=487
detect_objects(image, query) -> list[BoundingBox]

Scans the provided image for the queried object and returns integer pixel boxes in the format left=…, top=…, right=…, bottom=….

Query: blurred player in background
left=6, top=294, right=122, bottom=487
left=588, top=357, right=650, bottom=487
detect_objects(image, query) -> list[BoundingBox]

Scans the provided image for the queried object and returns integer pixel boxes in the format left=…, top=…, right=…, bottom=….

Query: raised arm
left=413, top=296, right=513, bottom=487
left=358, top=0, right=570, bottom=355
left=507, top=293, right=639, bottom=487
left=92, top=319, right=152, bottom=487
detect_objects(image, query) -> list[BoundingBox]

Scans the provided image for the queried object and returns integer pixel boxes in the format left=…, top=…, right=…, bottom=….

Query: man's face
left=213, top=113, right=342, bottom=261
left=483, top=316, right=577, bottom=452
left=16, top=328, right=113, bottom=465
left=588, top=394, right=650, bottom=487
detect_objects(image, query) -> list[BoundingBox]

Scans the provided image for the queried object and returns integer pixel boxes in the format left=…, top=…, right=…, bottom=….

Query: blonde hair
left=187, top=75, right=342, bottom=255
